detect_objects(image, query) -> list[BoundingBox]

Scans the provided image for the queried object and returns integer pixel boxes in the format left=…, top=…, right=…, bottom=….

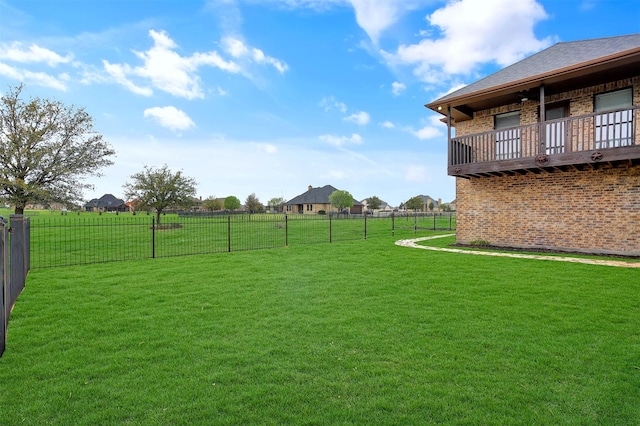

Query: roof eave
left=425, top=47, right=640, bottom=116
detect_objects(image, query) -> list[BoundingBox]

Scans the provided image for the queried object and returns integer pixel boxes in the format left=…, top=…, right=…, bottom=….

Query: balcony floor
left=449, top=145, right=640, bottom=178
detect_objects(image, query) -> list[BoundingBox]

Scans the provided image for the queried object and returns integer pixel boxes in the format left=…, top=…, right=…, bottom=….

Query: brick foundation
left=456, top=164, right=640, bottom=256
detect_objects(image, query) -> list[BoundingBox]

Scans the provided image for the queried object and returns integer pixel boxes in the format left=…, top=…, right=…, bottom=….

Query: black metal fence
left=28, top=212, right=456, bottom=269
left=1, top=215, right=30, bottom=357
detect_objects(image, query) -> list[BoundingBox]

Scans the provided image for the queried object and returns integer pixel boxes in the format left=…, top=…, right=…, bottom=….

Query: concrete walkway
left=395, top=234, right=640, bottom=269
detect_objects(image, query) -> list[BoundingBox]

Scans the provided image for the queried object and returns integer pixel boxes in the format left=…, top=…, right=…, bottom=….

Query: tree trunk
left=156, top=210, right=162, bottom=225
left=15, top=206, right=24, bottom=215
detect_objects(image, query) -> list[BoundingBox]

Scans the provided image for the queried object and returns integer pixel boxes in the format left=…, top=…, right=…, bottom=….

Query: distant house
left=84, top=194, right=129, bottom=212
left=285, top=185, right=364, bottom=214
left=360, top=198, right=394, bottom=213
left=400, top=195, right=442, bottom=212
left=425, top=33, right=640, bottom=256
left=419, top=195, right=441, bottom=211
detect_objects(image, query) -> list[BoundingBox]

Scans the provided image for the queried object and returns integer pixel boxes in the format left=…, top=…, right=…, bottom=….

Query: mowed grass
left=1, top=235, right=639, bottom=424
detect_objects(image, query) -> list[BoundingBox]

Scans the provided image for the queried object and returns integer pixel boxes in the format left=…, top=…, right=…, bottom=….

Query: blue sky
left=1, top=0, right=638, bottom=207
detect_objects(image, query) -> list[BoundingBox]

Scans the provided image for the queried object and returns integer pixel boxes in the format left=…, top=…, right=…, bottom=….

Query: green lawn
left=1, top=235, right=639, bottom=424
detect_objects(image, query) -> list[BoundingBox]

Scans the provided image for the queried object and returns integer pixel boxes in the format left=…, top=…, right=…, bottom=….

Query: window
left=495, top=111, right=521, bottom=160
left=594, top=88, right=633, bottom=149
left=544, top=103, right=569, bottom=154
left=306, top=204, right=313, bottom=211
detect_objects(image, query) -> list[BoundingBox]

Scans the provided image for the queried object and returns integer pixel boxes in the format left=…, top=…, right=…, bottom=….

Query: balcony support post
left=539, top=84, right=546, bottom=154
left=447, top=106, right=452, bottom=167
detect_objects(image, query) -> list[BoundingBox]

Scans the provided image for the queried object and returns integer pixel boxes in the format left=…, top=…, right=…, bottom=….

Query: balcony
left=449, top=106, right=640, bottom=178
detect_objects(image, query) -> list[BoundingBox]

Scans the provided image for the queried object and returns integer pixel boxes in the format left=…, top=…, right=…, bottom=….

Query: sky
left=0, top=0, right=638, bottom=207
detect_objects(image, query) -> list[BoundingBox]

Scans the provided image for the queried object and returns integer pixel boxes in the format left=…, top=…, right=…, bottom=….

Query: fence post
left=24, top=219, right=30, bottom=273
left=364, top=212, right=367, bottom=240
left=449, top=213, right=453, bottom=230
left=285, top=215, right=289, bottom=247
left=433, top=213, right=436, bottom=230
left=329, top=213, right=332, bottom=243
left=414, top=212, right=417, bottom=234
left=227, top=215, right=231, bottom=252
left=151, top=217, right=156, bottom=258
left=391, top=213, right=395, bottom=236
left=1, top=217, right=8, bottom=357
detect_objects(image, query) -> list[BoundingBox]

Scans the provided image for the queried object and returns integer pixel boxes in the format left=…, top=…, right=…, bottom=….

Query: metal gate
left=1, top=215, right=30, bottom=357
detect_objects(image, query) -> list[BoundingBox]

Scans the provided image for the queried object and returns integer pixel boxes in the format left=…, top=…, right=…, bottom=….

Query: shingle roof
left=430, top=33, right=640, bottom=105
left=286, top=185, right=363, bottom=206
left=85, top=193, right=126, bottom=208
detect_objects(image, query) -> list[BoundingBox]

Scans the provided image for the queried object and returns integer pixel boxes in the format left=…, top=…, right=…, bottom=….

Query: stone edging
left=395, top=234, right=640, bottom=269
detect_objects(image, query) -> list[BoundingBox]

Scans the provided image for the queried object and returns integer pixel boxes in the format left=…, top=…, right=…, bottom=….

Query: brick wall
left=456, top=164, right=640, bottom=256
left=452, top=76, right=639, bottom=255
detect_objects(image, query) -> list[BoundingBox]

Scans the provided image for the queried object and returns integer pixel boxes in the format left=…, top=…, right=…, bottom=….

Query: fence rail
left=28, top=212, right=456, bottom=269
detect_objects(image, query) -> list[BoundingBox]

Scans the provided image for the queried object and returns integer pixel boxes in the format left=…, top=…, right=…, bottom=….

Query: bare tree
left=0, top=84, right=115, bottom=214
left=123, top=164, right=197, bottom=225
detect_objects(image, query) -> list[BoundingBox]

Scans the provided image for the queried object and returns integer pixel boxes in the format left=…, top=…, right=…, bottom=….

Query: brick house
left=285, top=185, right=364, bottom=214
left=425, top=34, right=640, bottom=256
left=400, top=195, right=442, bottom=212
left=84, top=194, right=129, bottom=212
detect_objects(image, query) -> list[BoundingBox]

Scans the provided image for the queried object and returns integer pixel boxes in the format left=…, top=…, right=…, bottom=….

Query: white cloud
left=382, top=0, right=552, bottom=82
left=380, top=120, right=395, bottom=129
left=391, top=81, right=406, bottom=96
left=0, top=42, right=73, bottom=90
left=191, top=51, right=243, bottom=73
left=222, top=36, right=288, bottom=73
left=0, top=62, right=68, bottom=90
left=319, top=96, right=347, bottom=113
left=102, top=61, right=152, bottom=96
left=412, top=126, right=440, bottom=140
left=223, top=37, right=250, bottom=58
left=0, top=42, right=73, bottom=66
left=103, top=29, right=243, bottom=99
left=343, top=111, right=370, bottom=125
left=251, top=47, right=288, bottom=73
left=319, top=133, right=363, bottom=147
left=347, top=0, right=428, bottom=43
left=132, top=30, right=232, bottom=99
left=213, top=86, right=228, bottom=96
left=253, top=1, right=428, bottom=44
left=143, top=106, right=195, bottom=131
